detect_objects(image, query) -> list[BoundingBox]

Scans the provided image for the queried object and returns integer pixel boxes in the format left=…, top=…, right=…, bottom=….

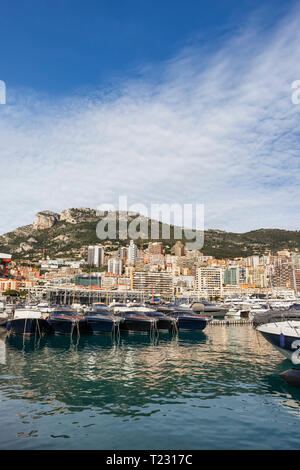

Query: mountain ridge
left=0, top=208, right=299, bottom=261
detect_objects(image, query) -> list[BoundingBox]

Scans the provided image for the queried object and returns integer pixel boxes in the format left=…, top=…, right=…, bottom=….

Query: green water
left=0, top=325, right=300, bottom=450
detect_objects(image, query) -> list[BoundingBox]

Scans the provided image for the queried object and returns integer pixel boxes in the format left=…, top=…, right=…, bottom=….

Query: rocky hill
left=0, top=208, right=300, bottom=262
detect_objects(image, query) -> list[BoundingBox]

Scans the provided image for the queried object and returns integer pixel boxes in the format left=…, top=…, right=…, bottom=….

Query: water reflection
left=1, top=326, right=300, bottom=423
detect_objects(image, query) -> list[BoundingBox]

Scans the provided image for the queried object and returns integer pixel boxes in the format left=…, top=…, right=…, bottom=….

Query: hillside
left=0, top=208, right=300, bottom=262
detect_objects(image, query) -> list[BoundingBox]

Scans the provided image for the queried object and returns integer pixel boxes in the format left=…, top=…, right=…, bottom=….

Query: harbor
left=1, top=292, right=300, bottom=449
left=1, top=323, right=300, bottom=450
left=2, top=0, right=300, bottom=454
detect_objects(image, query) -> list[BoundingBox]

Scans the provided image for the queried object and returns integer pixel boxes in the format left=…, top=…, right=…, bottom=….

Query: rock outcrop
left=33, top=211, right=60, bottom=230
left=60, top=208, right=96, bottom=224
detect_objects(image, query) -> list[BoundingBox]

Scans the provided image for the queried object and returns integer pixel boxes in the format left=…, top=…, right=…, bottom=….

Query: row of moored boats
left=0, top=302, right=211, bottom=337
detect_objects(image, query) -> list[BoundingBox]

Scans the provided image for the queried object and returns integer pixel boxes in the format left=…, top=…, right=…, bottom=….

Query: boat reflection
left=1, top=326, right=300, bottom=420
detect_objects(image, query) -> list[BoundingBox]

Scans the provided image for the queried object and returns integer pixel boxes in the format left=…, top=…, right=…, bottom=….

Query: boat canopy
left=14, top=309, right=42, bottom=319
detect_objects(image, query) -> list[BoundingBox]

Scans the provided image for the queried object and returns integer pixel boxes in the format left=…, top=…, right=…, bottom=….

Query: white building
left=108, top=258, right=123, bottom=275
left=127, top=240, right=137, bottom=265
left=87, top=246, right=104, bottom=267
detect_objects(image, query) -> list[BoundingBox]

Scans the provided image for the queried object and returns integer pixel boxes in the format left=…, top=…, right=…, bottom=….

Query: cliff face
left=60, top=208, right=97, bottom=224
left=0, top=207, right=299, bottom=261
left=33, top=211, right=60, bottom=230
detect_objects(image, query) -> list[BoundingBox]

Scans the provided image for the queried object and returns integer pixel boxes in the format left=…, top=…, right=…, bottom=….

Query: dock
left=209, top=319, right=253, bottom=325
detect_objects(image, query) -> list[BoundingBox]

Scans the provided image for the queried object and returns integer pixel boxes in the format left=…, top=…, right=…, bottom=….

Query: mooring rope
left=171, top=318, right=179, bottom=336
left=149, top=319, right=159, bottom=341
left=112, top=319, right=121, bottom=343
left=37, top=319, right=41, bottom=337
left=23, top=318, right=27, bottom=337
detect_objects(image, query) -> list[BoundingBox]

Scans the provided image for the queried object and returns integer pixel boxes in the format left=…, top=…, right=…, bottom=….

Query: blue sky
left=0, top=0, right=300, bottom=234
left=1, top=0, right=289, bottom=95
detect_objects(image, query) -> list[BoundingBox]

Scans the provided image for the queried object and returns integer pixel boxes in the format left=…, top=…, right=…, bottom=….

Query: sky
left=0, top=0, right=300, bottom=235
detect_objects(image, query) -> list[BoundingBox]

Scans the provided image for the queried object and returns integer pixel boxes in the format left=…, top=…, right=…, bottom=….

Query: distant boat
left=252, top=307, right=300, bottom=327
left=47, top=308, right=88, bottom=335
left=225, top=308, right=241, bottom=319
left=6, top=309, right=52, bottom=336
left=257, top=321, right=300, bottom=363
left=191, top=301, right=228, bottom=318
left=91, top=302, right=111, bottom=312
left=0, top=312, right=9, bottom=327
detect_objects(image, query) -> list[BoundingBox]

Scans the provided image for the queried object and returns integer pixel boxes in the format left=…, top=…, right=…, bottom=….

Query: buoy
left=280, top=369, right=300, bottom=388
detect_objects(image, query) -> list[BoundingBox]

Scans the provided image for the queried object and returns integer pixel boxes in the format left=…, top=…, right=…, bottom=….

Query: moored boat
left=117, top=311, right=158, bottom=333
left=143, top=311, right=177, bottom=332
left=257, top=321, right=300, bottom=363
left=47, top=308, right=88, bottom=335
left=0, top=312, right=9, bottom=327
left=6, top=309, right=52, bottom=336
left=191, top=301, right=228, bottom=318
left=167, top=311, right=210, bottom=331
left=85, top=307, right=123, bottom=334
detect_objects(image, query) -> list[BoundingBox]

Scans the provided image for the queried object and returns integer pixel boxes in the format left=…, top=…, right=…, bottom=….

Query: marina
left=1, top=295, right=300, bottom=450
left=1, top=324, right=300, bottom=450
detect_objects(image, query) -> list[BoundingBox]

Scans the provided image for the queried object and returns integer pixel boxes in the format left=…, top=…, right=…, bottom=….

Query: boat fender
left=279, top=333, right=285, bottom=348
left=291, top=340, right=300, bottom=365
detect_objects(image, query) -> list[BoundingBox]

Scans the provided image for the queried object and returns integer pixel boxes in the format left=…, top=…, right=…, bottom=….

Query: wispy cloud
left=1, top=4, right=300, bottom=235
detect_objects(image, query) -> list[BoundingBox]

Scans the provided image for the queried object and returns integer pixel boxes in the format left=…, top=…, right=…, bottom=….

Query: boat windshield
left=92, top=305, right=111, bottom=312
left=290, top=304, right=300, bottom=310
left=51, top=310, right=75, bottom=317
left=86, top=310, right=111, bottom=316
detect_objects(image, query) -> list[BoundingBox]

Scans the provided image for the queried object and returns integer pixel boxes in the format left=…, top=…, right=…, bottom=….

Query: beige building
left=132, top=271, right=173, bottom=296
left=196, top=267, right=223, bottom=298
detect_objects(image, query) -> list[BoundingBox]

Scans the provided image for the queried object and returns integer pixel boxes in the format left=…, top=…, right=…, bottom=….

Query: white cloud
left=1, top=4, right=300, bottom=235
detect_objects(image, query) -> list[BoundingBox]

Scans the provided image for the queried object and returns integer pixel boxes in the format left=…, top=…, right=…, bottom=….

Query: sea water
left=0, top=325, right=300, bottom=450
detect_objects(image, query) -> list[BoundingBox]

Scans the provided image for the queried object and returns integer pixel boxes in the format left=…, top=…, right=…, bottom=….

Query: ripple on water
left=1, top=326, right=300, bottom=449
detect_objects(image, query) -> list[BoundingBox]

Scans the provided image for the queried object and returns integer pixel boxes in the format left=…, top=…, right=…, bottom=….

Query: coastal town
left=1, top=237, right=299, bottom=304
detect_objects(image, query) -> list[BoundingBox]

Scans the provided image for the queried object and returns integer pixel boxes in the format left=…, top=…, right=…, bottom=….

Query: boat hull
left=258, top=330, right=297, bottom=360
left=6, top=318, right=52, bottom=336
left=177, top=318, right=208, bottom=331
left=257, top=321, right=300, bottom=363
left=156, top=318, right=175, bottom=331
left=86, top=317, right=119, bottom=334
left=47, top=318, right=88, bottom=335
left=120, top=318, right=156, bottom=332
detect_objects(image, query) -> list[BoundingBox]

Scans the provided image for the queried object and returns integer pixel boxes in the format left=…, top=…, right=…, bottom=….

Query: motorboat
left=85, top=306, right=123, bottom=334
left=190, top=301, right=228, bottom=318
left=6, top=308, right=52, bottom=336
left=252, top=306, right=300, bottom=327
left=37, top=302, right=53, bottom=313
left=121, top=310, right=177, bottom=332
left=0, top=312, right=9, bottom=327
left=90, top=302, right=113, bottom=313
left=110, top=302, right=155, bottom=314
left=257, top=320, right=300, bottom=364
left=225, top=308, right=241, bottom=319
left=4, top=303, right=14, bottom=315
left=145, top=311, right=178, bottom=331
left=47, top=308, right=88, bottom=335
left=116, top=311, right=158, bottom=333
left=152, top=303, right=191, bottom=315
